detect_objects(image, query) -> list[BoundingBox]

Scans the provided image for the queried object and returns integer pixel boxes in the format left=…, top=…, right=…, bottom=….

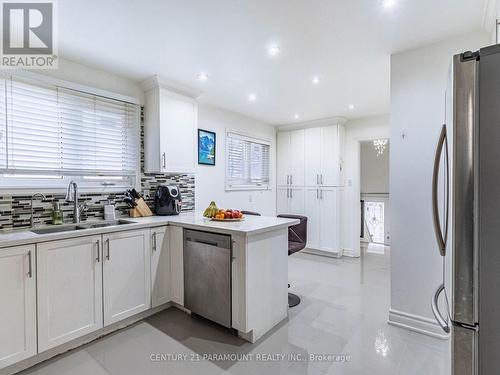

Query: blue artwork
left=198, top=129, right=216, bottom=165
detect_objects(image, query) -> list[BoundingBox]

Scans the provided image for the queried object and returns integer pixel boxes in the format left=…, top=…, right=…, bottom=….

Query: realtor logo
left=1, top=0, right=57, bottom=68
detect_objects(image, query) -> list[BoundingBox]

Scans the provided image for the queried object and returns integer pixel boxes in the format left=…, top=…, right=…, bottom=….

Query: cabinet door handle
left=105, top=238, right=110, bottom=260
left=290, top=175, right=293, bottom=185
left=316, top=174, right=319, bottom=184
left=28, top=250, right=33, bottom=278
left=286, top=175, right=289, bottom=185
left=320, top=190, right=323, bottom=200
left=152, top=232, right=157, bottom=252
left=290, top=188, right=293, bottom=199
left=287, top=188, right=289, bottom=199
left=96, top=240, right=100, bottom=262
left=162, top=152, right=166, bottom=169
left=316, top=189, right=319, bottom=199
left=320, top=174, right=323, bottom=185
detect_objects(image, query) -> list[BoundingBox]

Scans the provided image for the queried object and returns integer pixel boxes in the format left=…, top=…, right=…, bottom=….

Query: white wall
left=389, top=31, right=489, bottom=334
left=195, top=104, right=276, bottom=216
left=360, top=141, right=390, bottom=194
left=341, top=115, right=390, bottom=257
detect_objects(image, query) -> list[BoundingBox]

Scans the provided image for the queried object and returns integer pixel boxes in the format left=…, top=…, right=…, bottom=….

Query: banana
left=203, top=201, right=218, bottom=218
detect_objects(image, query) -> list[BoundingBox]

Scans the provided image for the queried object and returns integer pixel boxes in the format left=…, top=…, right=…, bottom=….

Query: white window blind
left=0, top=76, right=139, bottom=178
left=226, top=131, right=270, bottom=190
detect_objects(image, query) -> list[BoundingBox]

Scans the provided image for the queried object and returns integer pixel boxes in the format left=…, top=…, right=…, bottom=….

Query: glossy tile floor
left=21, top=243, right=450, bottom=375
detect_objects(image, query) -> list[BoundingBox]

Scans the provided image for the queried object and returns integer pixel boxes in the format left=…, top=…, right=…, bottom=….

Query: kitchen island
left=0, top=213, right=299, bottom=374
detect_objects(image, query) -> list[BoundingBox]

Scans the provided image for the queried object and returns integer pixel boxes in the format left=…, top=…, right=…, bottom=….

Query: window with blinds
left=226, top=131, right=270, bottom=190
left=0, top=75, right=140, bottom=187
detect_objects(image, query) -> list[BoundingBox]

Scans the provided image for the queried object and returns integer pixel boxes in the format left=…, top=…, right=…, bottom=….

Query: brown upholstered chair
left=277, top=214, right=308, bottom=307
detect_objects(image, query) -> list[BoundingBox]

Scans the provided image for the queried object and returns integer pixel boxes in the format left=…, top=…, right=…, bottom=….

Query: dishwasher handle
left=184, top=229, right=232, bottom=249
left=186, top=238, right=219, bottom=247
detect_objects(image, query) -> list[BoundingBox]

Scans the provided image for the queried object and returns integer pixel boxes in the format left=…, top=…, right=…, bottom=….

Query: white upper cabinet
left=0, top=245, right=36, bottom=370
left=37, top=236, right=103, bottom=352
left=280, top=125, right=344, bottom=188
left=277, top=129, right=305, bottom=186
left=304, top=127, right=322, bottom=186
left=143, top=76, right=198, bottom=174
left=320, top=126, right=340, bottom=186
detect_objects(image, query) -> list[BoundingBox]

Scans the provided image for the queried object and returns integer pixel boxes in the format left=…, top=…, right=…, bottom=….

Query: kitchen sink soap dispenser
left=104, top=199, right=116, bottom=221
left=51, top=202, right=64, bottom=225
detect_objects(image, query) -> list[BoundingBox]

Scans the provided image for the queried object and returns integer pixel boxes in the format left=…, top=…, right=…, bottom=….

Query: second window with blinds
left=225, top=131, right=270, bottom=190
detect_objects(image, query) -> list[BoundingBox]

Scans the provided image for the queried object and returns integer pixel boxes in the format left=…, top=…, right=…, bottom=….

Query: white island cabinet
left=103, top=229, right=151, bottom=326
left=0, top=245, right=36, bottom=370
left=37, top=236, right=103, bottom=352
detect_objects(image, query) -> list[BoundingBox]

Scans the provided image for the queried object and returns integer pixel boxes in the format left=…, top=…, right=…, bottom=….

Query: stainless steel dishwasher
left=183, top=229, right=232, bottom=328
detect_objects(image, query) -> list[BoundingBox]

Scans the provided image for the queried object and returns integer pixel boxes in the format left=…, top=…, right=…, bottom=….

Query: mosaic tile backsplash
left=0, top=110, right=195, bottom=229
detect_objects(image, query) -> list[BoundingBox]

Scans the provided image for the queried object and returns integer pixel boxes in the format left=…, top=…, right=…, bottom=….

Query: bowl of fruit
left=203, top=201, right=244, bottom=221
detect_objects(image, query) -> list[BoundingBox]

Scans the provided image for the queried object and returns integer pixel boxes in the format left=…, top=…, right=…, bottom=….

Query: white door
left=0, top=245, right=36, bottom=370
left=319, top=189, right=340, bottom=253
left=289, top=129, right=305, bottom=186
left=320, top=126, right=339, bottom=186
left=151, top=226, right=171, bottom=308
left=37, top=236, right=103, bottom=352
left=277, top=131, right=291, bottom=186
left=160, top=91, right=197, bottom=174
left=277, top=187, right=290, bottom=214
left=289, top=187, right=305, bottom=215
left=304, top=188, right=320, bottom=250
left=304, top=127, right=322, bottom=186
left=103, top=229, right=151, bottom=326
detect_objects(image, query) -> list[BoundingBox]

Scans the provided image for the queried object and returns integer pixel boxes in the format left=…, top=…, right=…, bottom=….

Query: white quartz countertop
left=0, top=212, right=299, bottom=249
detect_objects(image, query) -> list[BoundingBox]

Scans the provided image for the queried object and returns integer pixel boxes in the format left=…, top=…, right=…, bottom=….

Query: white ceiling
left=58, top=0, right=490, bottom=125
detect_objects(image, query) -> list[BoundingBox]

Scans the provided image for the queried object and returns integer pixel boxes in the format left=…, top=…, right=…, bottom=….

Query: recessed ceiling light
left=312, top=76, right=320, bottom=85
left=197, top=72, right=209, bottom=81
left=349, top=104, right=355, bottom=110
left=268, top=45, right=280, bottom=57
left=248, top=93, right=257, bottom=102
left=294, top=114, right=300, bottom=120
left=383, top=0, right=396, bottom=9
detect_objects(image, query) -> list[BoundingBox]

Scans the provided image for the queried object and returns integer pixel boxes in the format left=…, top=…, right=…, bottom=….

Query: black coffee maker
left=154, top=185, right=182, bottom=215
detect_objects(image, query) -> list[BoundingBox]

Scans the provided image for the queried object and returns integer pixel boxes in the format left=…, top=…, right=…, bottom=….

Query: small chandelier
left=373, top=139, right=388, bottom=156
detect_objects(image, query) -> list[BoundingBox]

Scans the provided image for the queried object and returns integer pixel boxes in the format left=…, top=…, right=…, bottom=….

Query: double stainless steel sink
left=30, top=220, right=134, bottom=235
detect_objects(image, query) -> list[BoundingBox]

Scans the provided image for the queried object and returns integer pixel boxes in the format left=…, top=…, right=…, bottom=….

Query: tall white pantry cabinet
left=277, top=124, right=345, bottom=257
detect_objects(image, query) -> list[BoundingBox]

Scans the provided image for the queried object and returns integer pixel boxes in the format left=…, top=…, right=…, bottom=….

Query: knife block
left=129, top=198, right=153, bottom=217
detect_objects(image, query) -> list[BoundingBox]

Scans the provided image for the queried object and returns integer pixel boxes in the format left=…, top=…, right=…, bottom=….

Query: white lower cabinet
left=277, top=187, right=304, bottom=215
left=150, top=226, right=170, bottom=308
left=0, top=245, right=37, bottom=370
left=37, top=236, right=103, bottom=352
left=103, top=229, right=151, bottom=326
left=305, top=188, right=341, bottom=254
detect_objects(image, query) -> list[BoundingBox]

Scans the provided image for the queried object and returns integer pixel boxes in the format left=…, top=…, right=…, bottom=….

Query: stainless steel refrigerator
left=431, top=44, right=500, bottom=375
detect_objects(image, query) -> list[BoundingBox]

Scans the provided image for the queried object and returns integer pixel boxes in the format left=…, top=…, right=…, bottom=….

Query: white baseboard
left=342, top=248, right=360, bottom=258
left=388, top=308, right=450, bottom=340
left=302, top=248, right=342, bottom=258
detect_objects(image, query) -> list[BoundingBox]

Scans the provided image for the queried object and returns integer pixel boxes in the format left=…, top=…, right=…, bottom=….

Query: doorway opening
left=359, top=139, right=390, bottom=255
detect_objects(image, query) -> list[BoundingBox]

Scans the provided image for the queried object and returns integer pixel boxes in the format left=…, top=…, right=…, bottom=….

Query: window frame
left=0, top=71, right=141, bottom=193
left=225, top=129, right=271, bottom=191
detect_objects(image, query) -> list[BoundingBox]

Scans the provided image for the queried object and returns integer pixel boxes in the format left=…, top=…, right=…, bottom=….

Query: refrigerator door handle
left=431, top=124, right=450, bottom=257
left=431, top=283, right=450, bottom=333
